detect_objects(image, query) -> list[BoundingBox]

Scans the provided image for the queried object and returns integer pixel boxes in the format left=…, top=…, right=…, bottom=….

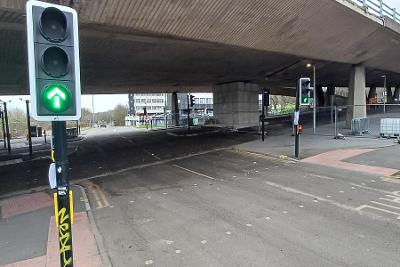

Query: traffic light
left=262, top=88, right=270, bottom=107
left=190, top=95, right=195, bottom=107
left=26, top=1, right=81, bottom=121
left=299, top=78, right=312, bottom=106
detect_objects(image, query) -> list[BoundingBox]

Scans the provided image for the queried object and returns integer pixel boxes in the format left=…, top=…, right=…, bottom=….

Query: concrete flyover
left=0, top=0, right=400, bottom=127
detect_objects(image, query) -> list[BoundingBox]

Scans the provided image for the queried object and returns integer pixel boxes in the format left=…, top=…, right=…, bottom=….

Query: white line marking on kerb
left=173, top=164, right=215, bottom=180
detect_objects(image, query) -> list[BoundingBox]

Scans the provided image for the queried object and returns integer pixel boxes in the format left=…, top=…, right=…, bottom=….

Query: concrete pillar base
left=325, top=84, right=335, bottom=106
left=213, top=82, right=259, bottom=129
left=346, top=64, right=366, bottom=128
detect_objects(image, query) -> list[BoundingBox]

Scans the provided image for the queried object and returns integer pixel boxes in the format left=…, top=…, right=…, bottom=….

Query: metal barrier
left=349, top=0, right=400, bottom=23
left=300, top=104, right=400, bottom=138
left=133, top=113, right=217, bottom=130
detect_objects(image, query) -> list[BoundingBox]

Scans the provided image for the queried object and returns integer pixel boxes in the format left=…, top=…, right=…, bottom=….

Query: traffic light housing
left=190, top=95, right=195, bottom=107
left=26, top=1, right=81, bottom=121
left=299, top=78, right=312, bottom=106
left=262, top=88, right=270, bottom=107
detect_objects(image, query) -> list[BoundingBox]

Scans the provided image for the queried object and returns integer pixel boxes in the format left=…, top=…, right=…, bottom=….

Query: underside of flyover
left=0, top=0, right=400, bottom=96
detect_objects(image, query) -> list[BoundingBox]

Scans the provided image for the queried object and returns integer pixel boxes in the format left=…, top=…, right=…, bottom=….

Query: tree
left=80, top=107, right=92, bottom=128
left=112, top=104, right=128, bottom=126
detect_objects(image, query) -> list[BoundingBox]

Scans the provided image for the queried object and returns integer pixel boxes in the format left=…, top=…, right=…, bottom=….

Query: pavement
left=0, top=185, right=102, bottom=267
left=1, top=125, right=400, bottom=266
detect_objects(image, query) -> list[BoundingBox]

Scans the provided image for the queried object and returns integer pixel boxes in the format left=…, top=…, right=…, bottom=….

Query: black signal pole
left=26, top=100, right=33, bottom=157
left=294, top=81, right=300, bottom=159
left=4, top=102, right=11, bottom=154
left=187, top=94, right=190, bottom=133
left=52, top=121, right=74, bottom=267
left=1, top=111, right=6, bottom=149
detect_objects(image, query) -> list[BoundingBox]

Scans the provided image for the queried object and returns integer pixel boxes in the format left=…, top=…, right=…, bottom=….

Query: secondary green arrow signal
left=42, top=84, right=72, bottom=113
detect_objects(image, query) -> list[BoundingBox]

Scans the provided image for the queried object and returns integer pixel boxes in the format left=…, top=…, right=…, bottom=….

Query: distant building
left=126, top=92, right=213, bottom=126
left=128, top=93, right=167, bottom=116
left=169, top=93, right=213, bottom=116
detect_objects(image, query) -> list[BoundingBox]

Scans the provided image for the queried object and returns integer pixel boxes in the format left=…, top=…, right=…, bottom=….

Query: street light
left=382, top=75, right=387, bottom=114
left=306, top=63, right=317, bottom=133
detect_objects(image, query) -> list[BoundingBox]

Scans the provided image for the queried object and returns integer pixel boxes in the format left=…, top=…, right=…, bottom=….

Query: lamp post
left=382, top=75, right=387, bottom=114
left=307, top=63, right=317, bottom=133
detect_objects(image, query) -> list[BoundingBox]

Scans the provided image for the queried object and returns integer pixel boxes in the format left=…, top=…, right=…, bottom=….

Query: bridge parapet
left=348, top=0, right=400, bottom=24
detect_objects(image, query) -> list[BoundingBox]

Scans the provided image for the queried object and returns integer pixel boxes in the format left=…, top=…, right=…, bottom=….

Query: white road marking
left=145, top=260, right=153, bottom=265
left=166, top=240, right=174, bottom=245
left=246, top=223, right=252, bottom=227
left=370, top=201, right=400, bottom=211
left=356, top=204, right=400, bottom=219
left=175, top=250, right=182, bottom=254
left=309, top=174, right=335, bottom=180
left=265, top=181, right=361, bottom=214
left=350, top=183, right=394, bottom=195
left=143, top=149, right=161, bottom=160
left=265, top=217, right=271, bottom=220
left=0, top=159, right=23, bottom=166
left=225, top=231, right=232, bottom=235
left=75, top=147, right=227, bottom=182
left=201, top=240, right=207, bottom=244
left=380, top=193, right=400, bottom=204
left=299, top=205, right=304, bottom=208
left=173, top=164, right=216, bottom=180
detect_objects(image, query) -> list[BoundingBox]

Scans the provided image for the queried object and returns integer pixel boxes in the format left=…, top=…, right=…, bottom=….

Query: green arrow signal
left=42, top=84, right=72, bottom=113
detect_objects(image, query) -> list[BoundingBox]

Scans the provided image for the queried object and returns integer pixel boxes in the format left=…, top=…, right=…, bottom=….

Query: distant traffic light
left=262, top=89, right=270, bottom=107
left=299, top=78, right=312, bottom=106
left=26, top=1, right=81, bottom=121
left=190, top=95, right=195, bottom=107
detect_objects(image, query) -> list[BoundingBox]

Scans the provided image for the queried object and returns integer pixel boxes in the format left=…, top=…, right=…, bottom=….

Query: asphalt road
left=0, top=127, right=254, bottom=196
left=2, top=126, right=400, bottom=266
left=88, top=148, right=400, bottom=267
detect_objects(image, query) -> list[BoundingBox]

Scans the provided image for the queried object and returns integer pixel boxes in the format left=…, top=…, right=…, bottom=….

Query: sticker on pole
left=48, top=162, right=56, bottom=189
left=293, top=111, right=300, bottom=126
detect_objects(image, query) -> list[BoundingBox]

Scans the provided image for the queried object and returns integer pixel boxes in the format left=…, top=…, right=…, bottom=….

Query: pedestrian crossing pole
left=53, top=121, right=74, bottom=267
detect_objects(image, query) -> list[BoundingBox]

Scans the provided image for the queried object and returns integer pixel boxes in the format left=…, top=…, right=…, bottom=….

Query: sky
left=0, top=94, right=129, bottom=113
left=2, top=0, right=399, bottom=112
left=385, top=0, right=400, bottom=10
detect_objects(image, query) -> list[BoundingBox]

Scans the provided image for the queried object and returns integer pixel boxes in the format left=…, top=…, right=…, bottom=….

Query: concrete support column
left=393, top=86, right=400, bottom=103
left=367, top=86, right=376, bottom=102
left=325, top=84, right=335, bottom=106
left=213, top=82, right=259, bottom=129
left=386, top=86, right=394, bottom=103
left=346, top=64, right=366, bottom=128
left=171, top=92, right=180, bottom=126
left=316, top=85, right=324, bottom=106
